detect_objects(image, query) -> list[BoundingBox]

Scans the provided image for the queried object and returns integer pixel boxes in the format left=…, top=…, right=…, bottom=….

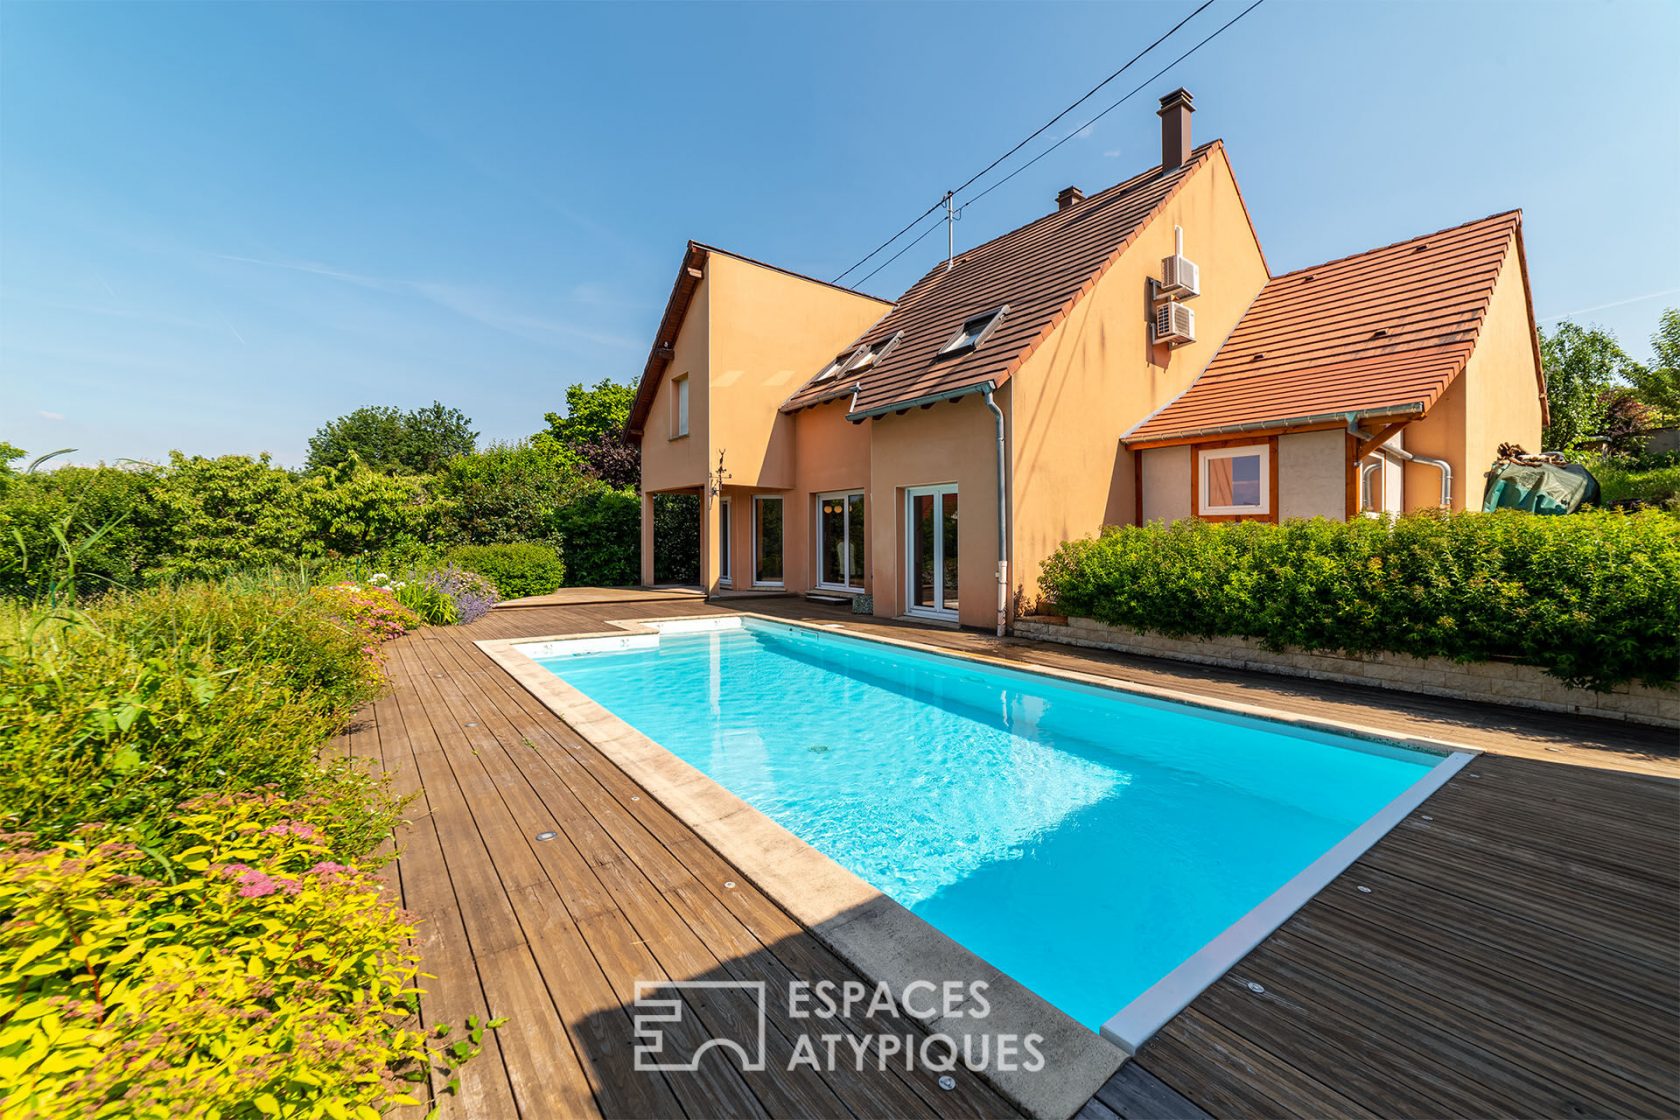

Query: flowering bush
left=311, top=581, right=421, bottom=648
left=369, top=565, right=497, bottom=627
left=0, top=793, right=494, bottom=1118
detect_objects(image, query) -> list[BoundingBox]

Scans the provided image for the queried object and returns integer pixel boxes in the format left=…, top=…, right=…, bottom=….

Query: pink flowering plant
left=0, top=792, right=497, bottom=1118
left=311, top=580, right=421, bottom=650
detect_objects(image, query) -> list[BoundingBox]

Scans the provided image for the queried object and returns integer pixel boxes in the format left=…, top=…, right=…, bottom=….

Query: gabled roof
left=624, top=242, right=891, bottom=438
left=1126, top=211, right=1532, bottom=446
left=781, top=142, right=1223, bottom=419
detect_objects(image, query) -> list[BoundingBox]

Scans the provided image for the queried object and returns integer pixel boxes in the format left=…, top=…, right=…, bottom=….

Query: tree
left=306, top=402, right=476, bottom=474
left=542, top=379, right=635, bottom=448
left=1627, top=307, right=1680, bottom=423
left=540, top=378, right=641, bottom=489
left=1540, top=322, right=1647, bottom=450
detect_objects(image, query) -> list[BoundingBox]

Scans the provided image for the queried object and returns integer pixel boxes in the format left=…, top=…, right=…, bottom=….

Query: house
left=626, top=89, right=1547, bottom=633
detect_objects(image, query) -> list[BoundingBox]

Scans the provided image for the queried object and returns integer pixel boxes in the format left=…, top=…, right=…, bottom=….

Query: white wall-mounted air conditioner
left=1153, top=301, right=1195, bottom=346
left=1157, top=225, right=1200, bottom=298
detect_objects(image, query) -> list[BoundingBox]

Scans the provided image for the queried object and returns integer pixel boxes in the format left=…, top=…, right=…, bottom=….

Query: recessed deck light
left=534, top=831, right=557, bottom=842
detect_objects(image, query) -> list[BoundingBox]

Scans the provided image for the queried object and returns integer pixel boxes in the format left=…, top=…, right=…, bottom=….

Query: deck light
left=534, top=831, right=557, bottom=842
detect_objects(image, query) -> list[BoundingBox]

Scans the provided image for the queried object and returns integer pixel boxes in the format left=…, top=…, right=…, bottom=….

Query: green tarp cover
left=1482, top=461, right=1599, bottom=514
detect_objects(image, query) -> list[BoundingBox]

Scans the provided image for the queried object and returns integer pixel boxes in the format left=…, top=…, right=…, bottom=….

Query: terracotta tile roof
left=1126, top=211, right=1526, bottom=445
left=782, top=142, right=1221, bottom=418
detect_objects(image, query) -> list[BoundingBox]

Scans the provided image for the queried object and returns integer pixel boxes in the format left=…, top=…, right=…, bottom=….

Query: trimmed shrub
left=1037, top=511, right=1680, bottom=690
left=445, top=542, right=566, bottom=599
left=551, top=484, right=639, bottom=586
left=0, top=792, right=491, bottom=1118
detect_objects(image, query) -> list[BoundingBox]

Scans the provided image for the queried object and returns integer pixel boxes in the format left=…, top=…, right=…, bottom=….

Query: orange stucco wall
left=704, top=253, right=888, bottom=492
left=1403, top=235, right=1542, bottom=511
left=639, top=275, right=710, bottom=496
left=1007, top=148, right=1270, bottom=602
left=867, top=394, right=1005, bottom=630
left=636, top=250, right=887, bottom=592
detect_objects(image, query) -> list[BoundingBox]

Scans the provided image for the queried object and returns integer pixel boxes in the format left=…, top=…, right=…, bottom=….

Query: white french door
left=905, top=484, right=958, bottom=619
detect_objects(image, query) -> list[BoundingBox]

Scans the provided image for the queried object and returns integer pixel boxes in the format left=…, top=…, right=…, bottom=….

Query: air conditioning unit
left=1160, top=253, right=1200, bottom=297
left=1154, top=301, right=1195, bottom=346
left=1157, top=225, right=1200, bottom=298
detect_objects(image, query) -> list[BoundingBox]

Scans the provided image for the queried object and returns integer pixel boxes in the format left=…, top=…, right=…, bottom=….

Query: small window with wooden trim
left=1197, top=443, right=1270, bottom=517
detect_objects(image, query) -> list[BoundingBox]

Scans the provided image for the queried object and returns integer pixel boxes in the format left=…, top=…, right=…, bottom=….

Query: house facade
left=626, top=89, right=1546, bottom=633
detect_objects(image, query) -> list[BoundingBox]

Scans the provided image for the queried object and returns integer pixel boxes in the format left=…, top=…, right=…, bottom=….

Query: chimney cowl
left=1056, top=185, right=1085, bottom=211
left=1157, top=87, right=1195, bottom=171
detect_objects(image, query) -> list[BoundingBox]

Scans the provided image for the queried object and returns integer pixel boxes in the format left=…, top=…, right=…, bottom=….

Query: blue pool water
left=533, top=619, right=1441, bottom=1030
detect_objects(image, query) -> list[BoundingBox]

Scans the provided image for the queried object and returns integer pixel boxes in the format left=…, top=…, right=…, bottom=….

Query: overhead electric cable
left=832, top=0, right=1218, bottom=285
left=957, top=0, right=1268, bottom=211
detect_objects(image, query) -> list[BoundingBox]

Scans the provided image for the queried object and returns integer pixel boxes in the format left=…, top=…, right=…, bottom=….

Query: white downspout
left=982, top=387, right=1009, bottom=638
left=1347, top=417, right=1452, bottom=508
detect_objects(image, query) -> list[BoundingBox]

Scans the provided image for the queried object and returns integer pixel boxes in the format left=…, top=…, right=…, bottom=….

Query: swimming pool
left=522, top=615, right=1468, bottom=1046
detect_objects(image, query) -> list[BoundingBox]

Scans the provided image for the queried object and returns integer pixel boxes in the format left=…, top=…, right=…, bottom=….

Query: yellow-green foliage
left=0, top=583, right=393, bottom=852
left=0, top=793, right=475, bottom=1119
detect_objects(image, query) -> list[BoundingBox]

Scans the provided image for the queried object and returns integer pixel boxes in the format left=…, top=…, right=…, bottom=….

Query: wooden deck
left=341, top=592, right=1680, bottom=1119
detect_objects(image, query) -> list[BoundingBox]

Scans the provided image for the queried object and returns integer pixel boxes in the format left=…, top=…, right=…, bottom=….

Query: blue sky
left=3, top=0, right=1676, bottom=467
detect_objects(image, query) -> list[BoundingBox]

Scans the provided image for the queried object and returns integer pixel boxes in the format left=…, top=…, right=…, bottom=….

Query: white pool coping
left=479, top=611, right=1480, bottom=1119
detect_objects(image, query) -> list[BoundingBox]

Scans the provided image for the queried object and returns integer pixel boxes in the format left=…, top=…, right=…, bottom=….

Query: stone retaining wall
left=1013, top=616, right=1679, bottom=729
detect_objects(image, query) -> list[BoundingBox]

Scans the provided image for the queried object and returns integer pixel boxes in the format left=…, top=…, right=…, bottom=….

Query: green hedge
left=445, top=541, right=566, bottom=599
left=1037, top=511, right=1680, bottom=690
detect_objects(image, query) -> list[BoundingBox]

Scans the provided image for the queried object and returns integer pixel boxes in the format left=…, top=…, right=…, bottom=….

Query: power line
left=949, top=0, right=1217, bottom=199
left=958, top=0, right=1268, bottom=212
left=832, top=0, right=1217, bottom=285
left=853, top=217, right=946, bottom=288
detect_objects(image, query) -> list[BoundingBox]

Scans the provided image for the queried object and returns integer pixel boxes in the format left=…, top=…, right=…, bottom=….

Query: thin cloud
left=1538, top=286, right=1680, bottom=322
left=39, top=410, right=64, bottom=421
left=215, top=253, right=638, bottom=349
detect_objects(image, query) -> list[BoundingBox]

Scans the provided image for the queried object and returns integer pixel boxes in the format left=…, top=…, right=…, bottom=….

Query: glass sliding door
left=817, top=491, right=866, bottom=590
left=753, top=496, right=783, bottom=586
left=905, top=485, right=958, bottom=619
left=717, top=498, right=732, bottom=587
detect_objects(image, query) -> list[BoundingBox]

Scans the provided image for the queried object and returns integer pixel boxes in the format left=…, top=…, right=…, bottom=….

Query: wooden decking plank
left=404, top=636, right=862, bottom=1120
left=383, top=646, right=599, bottom=1118
left=376, top=672, right=521, bottom=1119
left=1139, top=1009, right=1372, bottom=1120
left=430, top=629, right=1014, bottom=1118
left=393, top=638, right=758, bottom=1119
left=1221, top=936, right=1638, bottom=1119
left=1172, top=967, right=1496, bottom=1117
left=1091, top=1063, right=1211, bottom=1120
left=426, top=629, right=1014, bottom=1119
left=1355, top=836, right=1679, bottom=967
left=1278, top=910, right=1679, bottom=1113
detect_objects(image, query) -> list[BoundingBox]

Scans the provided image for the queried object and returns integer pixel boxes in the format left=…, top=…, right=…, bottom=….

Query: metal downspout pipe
left=982, top=388, right=1009, bottom=638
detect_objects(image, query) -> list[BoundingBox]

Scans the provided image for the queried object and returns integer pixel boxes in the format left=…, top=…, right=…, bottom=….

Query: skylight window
left=846, top=331, right=903, bottom=374
left=814, top=348, right=863, bottom=383
left=814, top=332, right=903, bottom=383
left=937, top=307, right=1007, bottom=357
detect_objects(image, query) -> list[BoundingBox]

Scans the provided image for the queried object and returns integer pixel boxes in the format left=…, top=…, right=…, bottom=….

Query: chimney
left=1157, top=88, right=1194, bottom=171
left=1056, top=185, right=1085, bottom=211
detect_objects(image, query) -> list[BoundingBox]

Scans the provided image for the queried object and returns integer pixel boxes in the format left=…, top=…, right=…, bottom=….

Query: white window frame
left=1197, top=444, right=1270, bottom=517
left=752, top=495, right=784, bottom=587
left=670, top=374, right=689, bottom=438
left=937, top=307, right=1007, bottom=357
left=815, top=490, right=865, bottom=592
left=717, top=497, right=732, bottom=586
left=904, top=483, right=959, bottom=620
